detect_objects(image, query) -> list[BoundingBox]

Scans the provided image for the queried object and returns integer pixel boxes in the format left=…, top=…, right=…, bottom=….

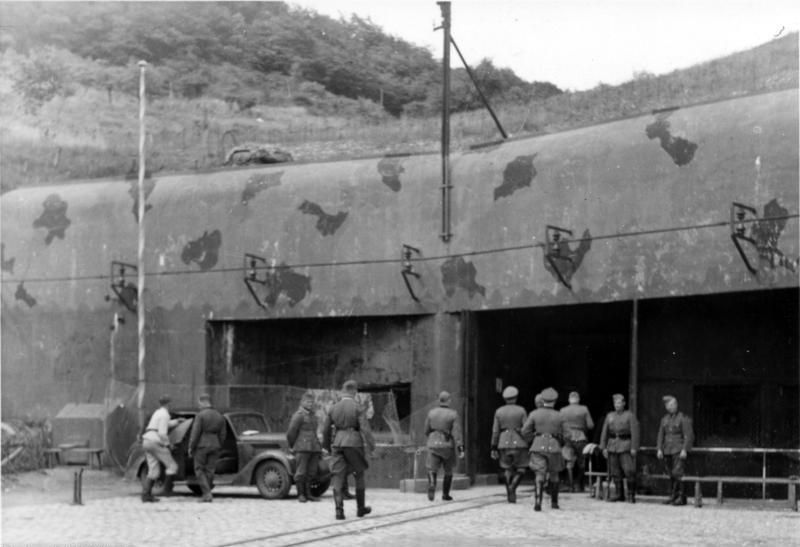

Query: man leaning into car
left=141, top=394, right=183, bottom=502
left=189, top=393, right=226, bottom=502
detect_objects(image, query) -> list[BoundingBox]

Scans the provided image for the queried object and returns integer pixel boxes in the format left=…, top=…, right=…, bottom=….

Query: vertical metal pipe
left=438, top=1, right=452, bottom=242
left=136, top=60, right=148, bottom=429
left=629, top=298, right=639, bottom=416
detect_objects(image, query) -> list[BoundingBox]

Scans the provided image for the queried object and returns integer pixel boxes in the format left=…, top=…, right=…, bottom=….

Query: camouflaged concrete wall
left=2, top=89, right=798, bottom=418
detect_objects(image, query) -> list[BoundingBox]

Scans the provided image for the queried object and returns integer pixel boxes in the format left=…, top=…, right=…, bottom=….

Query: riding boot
left=442, top=475, right=454, bottom=501
left=663, top=479, right=676, bottom=504
left=609, top=479, right=623, bottom=502
left=297, top=477, right=308, bottom=503
left=355, top=488, right=372, bottom=517
left=672, top=480, right=687, bottom=505
left=533, top=479, right=544, bottom=511
left=161, top=474, right=175, bottom=497
left=306, top=479, right=321, bottom=502
left=504, top=470, right=513, bottom=503
left=141, top=478, right=160, bottom=503
left=626, top=478, right=636, bottom=503
left=567, top=467, right=575, bottom=492
left=334, top=490, right=345, bottom=520
left=343, top=481, right=355, bottom=500
left=509, top=472, right=524, bottom=504
left=427, top=472, right=437, bottom=501
left=551, top=481, right=560, bottom=509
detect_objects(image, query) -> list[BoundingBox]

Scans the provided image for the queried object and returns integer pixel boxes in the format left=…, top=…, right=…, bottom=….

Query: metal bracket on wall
left=545, top=225, right=575, bottom=290
left=401, top=244, right=422, bottom=302
left=105, top=261, right=137, bottom=312
left=730, top=202, right=759, bottom=275
left=243, top=253, right=269, bottom=309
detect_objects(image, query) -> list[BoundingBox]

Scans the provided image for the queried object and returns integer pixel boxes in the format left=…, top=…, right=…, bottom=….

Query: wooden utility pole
left=438, top=1, right=452, bottom=242
left=136, top=60, right=148, bottom=429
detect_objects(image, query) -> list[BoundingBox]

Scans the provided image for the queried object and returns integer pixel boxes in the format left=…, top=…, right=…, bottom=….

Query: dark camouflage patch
left=377, top=156, right=408, bottom=192
left=441, top=257, right=486, bottom=298
left=543, top=229, right=593, bottom=286
left=241, top=171, right=284, bottom=205
left=645, top=117, right=698, bottom=166
left=181, top=230, right=222, bottom=270
left=494, top=155, right=537, bottom=200
left=262, top=263, right=312, bottom=307
left=1, top=243, right=15, bottom=273
left=33, top=194, right=71, bottom=244
left=128, top=178, right=156, bottom=222
left=298, top=200, right=348, bottom=236
left=15, top=282, right=36, bottom=307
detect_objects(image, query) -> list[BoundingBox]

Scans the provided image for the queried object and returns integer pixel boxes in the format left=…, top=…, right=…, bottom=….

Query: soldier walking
left=188, top=393, right=226, bottom=502
left=424, top=391, right=464, bottom=502
left=559, top=391, right=594, bottom=492
left=287, top=391, right=323, bottom=503
left=322, top=380, right=375, bottom=520
left=141, top=394, right=183, bottom=502
left=599, top=393, right=640, bottom=503
left=656, top=395, right=694, bottom=505
left=491, top=386, right=528, bottom=503
left=521, top=387, right=567, bottom=511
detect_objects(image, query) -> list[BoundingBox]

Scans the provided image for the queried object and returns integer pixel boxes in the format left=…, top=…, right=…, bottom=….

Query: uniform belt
left=145, top=429, right=158, bottom=433
left=610, top=434, right=631, bottom=439
left=340, top=427, right=359, bottom=432
left=500, top=428, right=521, bottom=433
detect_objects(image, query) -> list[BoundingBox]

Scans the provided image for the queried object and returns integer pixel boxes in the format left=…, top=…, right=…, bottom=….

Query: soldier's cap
left=663, top=395, right=677, bottom=404
left=612, top=393, right=625, bottom=402
left=342, top=380, right=358, bottom=392
left=438, top=391, right=451, bottom=404
left=569, top=391, right=580, bottom=400
left=534, top=393, right=544, bottom=407
left=540, top=387, right=558, bottom=403
left=158, top=394, right=171, bottom=405
left=502, top=386, right=518, bottom=400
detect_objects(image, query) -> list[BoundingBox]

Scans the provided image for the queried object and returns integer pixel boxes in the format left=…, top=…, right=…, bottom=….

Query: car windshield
left=228, top=413, right=271, bottom=436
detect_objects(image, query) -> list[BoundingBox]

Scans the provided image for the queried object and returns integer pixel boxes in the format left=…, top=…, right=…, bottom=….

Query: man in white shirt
left=141, top=394, right=183, bottom=502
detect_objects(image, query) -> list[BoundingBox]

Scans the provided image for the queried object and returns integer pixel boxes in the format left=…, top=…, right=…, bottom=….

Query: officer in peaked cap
left=521, top=387, right=568, bottom=511
left=656, top=395, right=694, bottom=505
left=599, top=393, right=640, bottom=503
left=560, top=391, right=594, bottom=492
left=491, top=385, right=528, bottom=503
left=424, top=391, right=464, bottom=502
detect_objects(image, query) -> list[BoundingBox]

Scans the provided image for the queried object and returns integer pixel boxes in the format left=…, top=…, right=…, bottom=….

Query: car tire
left=308, top=476, right=330, bottom=498
left=254, top=460, right=291, bottom=499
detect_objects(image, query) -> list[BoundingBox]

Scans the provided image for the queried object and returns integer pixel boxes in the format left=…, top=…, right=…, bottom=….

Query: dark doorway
left=694, top=385, right=760, bottom=447
left=471, top=301, right=632, bottom=474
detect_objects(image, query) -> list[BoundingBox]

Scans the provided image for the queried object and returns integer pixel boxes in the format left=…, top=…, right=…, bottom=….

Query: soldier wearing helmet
left=491, top=386, right=529, bottom=503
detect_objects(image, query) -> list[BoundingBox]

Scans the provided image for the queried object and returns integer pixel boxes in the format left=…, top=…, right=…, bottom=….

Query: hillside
left=0, top=1, right=796, bottom=192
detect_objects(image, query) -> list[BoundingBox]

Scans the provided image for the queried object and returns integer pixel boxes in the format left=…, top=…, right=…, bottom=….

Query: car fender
left=233, top=450, right=294, bottom=486
left=124, top=443, right=147, bottom=481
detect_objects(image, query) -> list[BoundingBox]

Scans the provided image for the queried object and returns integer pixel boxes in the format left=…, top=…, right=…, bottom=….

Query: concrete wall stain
left=377, top=156, right=407, bottom=192
left=127, top=178, right=155, bottom=222
left=1, top=243, right=14, bottom=273
left=14, top=282, right=36, bottom=307
left=260, top=263, right=312, bottom=307
left=544, top=228, right=593, bottom=285
left=32, top=194, right=71, bottom=244
left=241, top=171, right=283, bottom=205
left=645, top=115, right=698, bottom=166
left=181, top=229, right=222, bottom=270
left=751, top=198, right=798, bottom=272
left=494, top=154, right=536, bottom=200
left=298, top=200, right=349, bottom=236
left=441, top=257, right=486, bottom=298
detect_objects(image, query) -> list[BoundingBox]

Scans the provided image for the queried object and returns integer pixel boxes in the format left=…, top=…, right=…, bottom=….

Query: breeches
left=193, top=447, right=219, bottom=494
left=426, top=447, right=456, bottom=475
left=663, top=454, right=685, bottom=479
left=562, top=440, right=588, bottom=469
left=529, top=451, right=564, bottom=479
left=143, top=438, right=178, bottom=478
left=608, top=452, right=636, bottom=479
left=331, top=447, right=368, bottom=491
left=498, top=448, right=528, bottom=471
left=294, top=451, right=320, bottom=480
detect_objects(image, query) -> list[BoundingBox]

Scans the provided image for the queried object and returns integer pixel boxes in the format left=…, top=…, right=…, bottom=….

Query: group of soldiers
left=490, top=386, right=694, bottom=511
left=140, top=381, right=694, bottom=518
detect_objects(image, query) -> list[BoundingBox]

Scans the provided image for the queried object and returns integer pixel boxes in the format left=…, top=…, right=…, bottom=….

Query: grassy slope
left=0, top=32, right=796, bottom=191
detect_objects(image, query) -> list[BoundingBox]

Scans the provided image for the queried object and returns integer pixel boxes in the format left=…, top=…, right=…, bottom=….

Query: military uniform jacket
left=424, top=406, right=463, bottom=449
left=599, top=410, right=640, bottom=453
left=491, top=404, right=528, bottom=450
left=287, top=407, right=322, bottom=453
left=521, top=408, right=567, bottom=454
left=322, top=396, right=375, bottom=452
left=559, top=404, right=594, bottom=442
left=189, top=407, right=227, bottom=452
left=657, top=411, right=694, bottom=455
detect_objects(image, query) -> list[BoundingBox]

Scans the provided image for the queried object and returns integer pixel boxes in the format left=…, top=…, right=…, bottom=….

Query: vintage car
left=124, top=408, right=330, bottom=499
